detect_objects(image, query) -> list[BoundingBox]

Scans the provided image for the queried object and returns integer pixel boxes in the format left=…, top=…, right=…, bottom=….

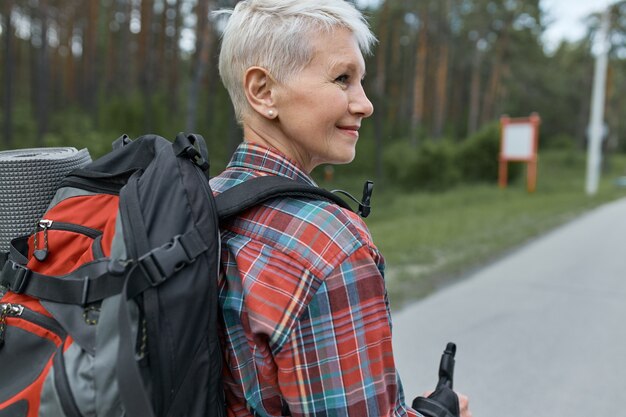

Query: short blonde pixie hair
left=216, top=0, right=376, bottom=123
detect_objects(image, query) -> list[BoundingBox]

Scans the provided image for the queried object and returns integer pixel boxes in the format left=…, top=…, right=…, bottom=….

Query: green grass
left=337, top=150, right=626, bottom=310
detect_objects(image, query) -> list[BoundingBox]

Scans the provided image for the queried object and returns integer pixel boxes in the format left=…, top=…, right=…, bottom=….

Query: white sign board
left=501, top=123, right=535, bottom=160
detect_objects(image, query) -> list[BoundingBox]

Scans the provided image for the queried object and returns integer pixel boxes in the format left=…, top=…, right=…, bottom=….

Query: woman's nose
left=350, top=85, right=374, bottom=118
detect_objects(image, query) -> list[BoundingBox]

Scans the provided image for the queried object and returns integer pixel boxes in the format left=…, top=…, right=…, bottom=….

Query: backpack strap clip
left=137, top=234, right=195, bottom=287
left=1, top=260, right=31, bottom=294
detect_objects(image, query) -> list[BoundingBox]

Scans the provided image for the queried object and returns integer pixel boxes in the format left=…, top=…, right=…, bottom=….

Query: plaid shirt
left=211, top=142, right=418, bottom=417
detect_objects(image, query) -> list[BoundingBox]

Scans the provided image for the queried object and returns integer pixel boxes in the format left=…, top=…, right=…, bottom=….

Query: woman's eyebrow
left=329, top=60, right=366, bottom=76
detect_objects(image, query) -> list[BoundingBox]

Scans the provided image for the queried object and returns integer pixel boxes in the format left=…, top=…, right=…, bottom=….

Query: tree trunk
left=410, top=4, right=429, bottom=146
left=432, top=0, right=450, bottom=139
left=104, top=0, right=116, bottom=97
left=155, top=1, right=167, bottom=90
left=432, top=40, right=449, bottom=138
left=116, top=0, right=132, bottom=96
left=2, top=0, right=14, bottom=148
left=205, top=35, right=219, bottom=137
left=481, top=31, right=509, bottom=125
left=67, top=16, right=76, bottom=105
left=372, top=0, right=391, bottom=180
left=137, top=0, right=153, bottom=81
left=138, top=0, right=155, bottom=131
left=385, top=11, right=401, bottom=130
left=82, top=0, right=99, bottom=118
left=467, top=46, right=483, bottom=135
left=186, top=0, right=212, bottom=132
left=36, top=0, right=50, bottom=145
left=167, top=0, right=183, bottom=117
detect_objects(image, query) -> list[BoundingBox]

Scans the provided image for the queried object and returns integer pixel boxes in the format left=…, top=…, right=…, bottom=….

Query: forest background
left=4, top=0, right=626, bottom=170
left=2, top=0, right=626, bottom=307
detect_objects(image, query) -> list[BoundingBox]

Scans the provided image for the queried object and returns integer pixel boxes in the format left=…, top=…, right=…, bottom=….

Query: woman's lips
left=337, top=125, right=360, bottom=137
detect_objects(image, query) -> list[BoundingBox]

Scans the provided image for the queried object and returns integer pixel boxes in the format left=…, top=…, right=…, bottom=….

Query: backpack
left=0, top=133, right=359, bottom=417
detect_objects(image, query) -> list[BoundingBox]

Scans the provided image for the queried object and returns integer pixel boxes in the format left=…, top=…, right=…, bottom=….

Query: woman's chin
left=330, top=150, right=356, bottom=166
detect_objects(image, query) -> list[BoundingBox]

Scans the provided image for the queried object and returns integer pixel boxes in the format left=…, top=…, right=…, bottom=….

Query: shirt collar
left=226, top=142, right=317, bottom=186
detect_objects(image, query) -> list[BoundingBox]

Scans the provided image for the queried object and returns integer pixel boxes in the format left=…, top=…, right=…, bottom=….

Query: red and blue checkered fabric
left=210, top=142, right=419, bottom=417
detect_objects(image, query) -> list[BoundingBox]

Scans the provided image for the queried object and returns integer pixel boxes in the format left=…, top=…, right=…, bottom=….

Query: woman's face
left=271, top=27, right=374, bottom=172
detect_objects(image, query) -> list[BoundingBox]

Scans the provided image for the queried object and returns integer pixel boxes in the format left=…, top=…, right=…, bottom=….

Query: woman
left=211, top=1, right=471, bottom=416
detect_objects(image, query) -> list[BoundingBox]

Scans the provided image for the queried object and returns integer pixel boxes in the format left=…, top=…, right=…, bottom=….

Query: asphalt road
left=392, top=197, right=626, bottom=417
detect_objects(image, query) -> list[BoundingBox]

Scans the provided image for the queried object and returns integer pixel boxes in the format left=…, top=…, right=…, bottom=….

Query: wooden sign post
left=499, top=113, right=541, bottom=192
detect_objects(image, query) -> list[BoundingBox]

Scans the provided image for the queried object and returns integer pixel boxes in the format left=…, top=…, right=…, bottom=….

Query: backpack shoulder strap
left=214, top=175, right=353, bottom=221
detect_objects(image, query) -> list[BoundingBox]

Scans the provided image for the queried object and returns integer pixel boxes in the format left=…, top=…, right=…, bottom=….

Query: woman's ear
left=243, top=67, right=277, bottom=119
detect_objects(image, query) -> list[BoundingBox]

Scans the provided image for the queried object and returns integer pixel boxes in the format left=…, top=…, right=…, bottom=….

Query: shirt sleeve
left=273, top=243, right=420, bottom=417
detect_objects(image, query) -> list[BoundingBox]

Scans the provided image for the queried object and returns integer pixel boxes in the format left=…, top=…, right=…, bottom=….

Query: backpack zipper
left=0, top=303, right=65, bottom=348
left=42, top=221, right=102, bottom=238
left=0, top=303, right=23, bottom=347
left=34, top=219, right=103, bottom=262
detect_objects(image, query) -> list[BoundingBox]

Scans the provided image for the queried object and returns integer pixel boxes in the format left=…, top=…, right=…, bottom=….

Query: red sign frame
left=499, top=113, right=541, bottom=192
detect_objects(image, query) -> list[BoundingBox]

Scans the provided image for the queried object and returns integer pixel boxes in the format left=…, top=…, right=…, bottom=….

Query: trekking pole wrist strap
left=412, top=394, right=460, bottom=417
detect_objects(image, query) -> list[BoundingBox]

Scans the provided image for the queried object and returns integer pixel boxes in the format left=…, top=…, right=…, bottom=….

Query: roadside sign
left=499, top=113, right=541, bottom=192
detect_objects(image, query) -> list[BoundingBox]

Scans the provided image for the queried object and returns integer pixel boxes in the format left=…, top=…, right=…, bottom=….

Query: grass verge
left=355, top=150, right=626, bottom=310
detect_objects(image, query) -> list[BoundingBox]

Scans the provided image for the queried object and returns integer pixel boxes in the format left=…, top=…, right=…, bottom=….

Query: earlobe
left=244, top=66, right=276, bottom=119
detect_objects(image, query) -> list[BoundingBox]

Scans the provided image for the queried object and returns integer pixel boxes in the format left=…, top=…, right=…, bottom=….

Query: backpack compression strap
left=0, top=227, right=208, bottom=305
left=214, top=175, right=354, bottom=221
left=0, top=235, right=122, bottom=305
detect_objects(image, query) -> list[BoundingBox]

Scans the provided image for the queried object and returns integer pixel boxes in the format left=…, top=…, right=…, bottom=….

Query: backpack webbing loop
left=173, top=133, right=210, bottom=172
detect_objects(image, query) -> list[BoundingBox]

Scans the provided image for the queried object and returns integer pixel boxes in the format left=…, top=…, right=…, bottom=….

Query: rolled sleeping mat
left=0, top=147, right=92, bottom=253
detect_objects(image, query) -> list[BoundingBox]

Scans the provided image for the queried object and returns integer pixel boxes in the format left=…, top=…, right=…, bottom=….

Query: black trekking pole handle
left=412, top=342, right=460, bottom=417
left=437, top=343, right=456, bottom=389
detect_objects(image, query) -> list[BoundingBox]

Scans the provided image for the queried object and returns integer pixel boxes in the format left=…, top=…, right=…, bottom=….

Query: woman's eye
left=335, top=74, right=349, bottom=85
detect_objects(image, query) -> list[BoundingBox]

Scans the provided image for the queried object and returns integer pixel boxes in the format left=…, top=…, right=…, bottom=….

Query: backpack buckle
left=137, top=235, right=193, bottom=287
left=1, top=261, right=31, bottom=294
left=174, top=132, right=210, bottom=172
left=181, top=146, right=210, bottom=172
